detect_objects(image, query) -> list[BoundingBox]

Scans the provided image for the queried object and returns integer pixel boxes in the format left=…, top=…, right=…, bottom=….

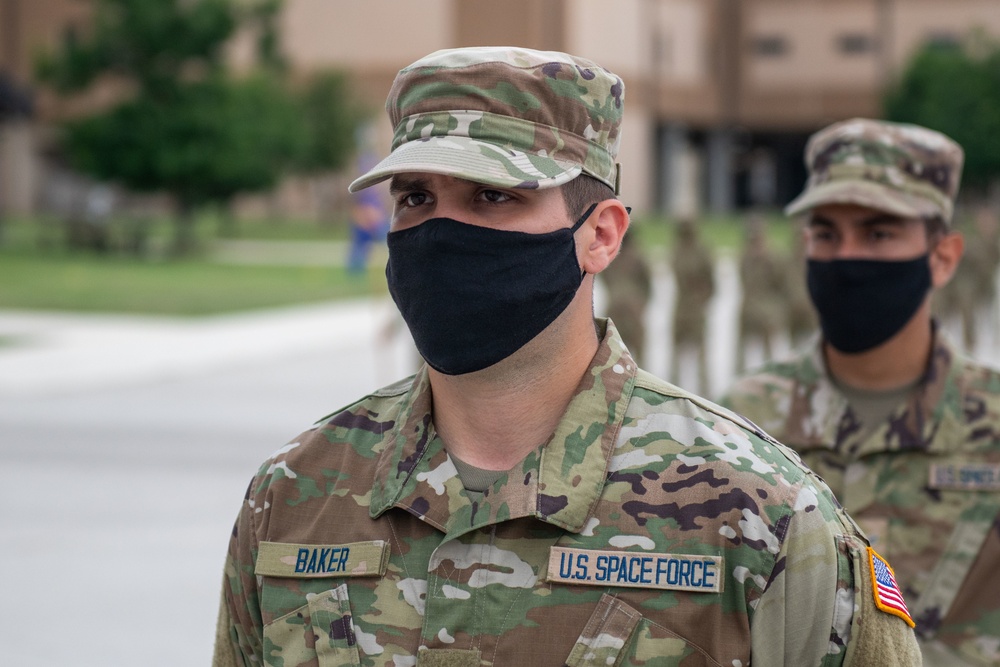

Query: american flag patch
left=868, top=547, right=915, bottom=627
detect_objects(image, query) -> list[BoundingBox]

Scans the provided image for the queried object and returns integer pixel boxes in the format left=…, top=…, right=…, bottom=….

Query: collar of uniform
left=368, top=319, right=637, bottom=537
left=778, top=334, right=851, bottom=448
left=913, top=329, right=968, bottom=455
left=783, top=324, right=962, bottom=456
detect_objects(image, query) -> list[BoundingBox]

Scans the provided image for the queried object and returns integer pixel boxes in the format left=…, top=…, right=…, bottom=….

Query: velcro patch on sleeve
left=867, top=547, right=915, bottom=628
left=255, top=540, right=389, bottom=578
left=928, top=463, right=1000, bottom=491
left=547, top=546, right=722, bottom=592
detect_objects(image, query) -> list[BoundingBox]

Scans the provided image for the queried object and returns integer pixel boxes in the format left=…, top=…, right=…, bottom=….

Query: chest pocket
left=264, top=583, right=360, bottom=667
left=564, top=594, right=722, bottom=667
left=565, top=594, right=641, bottom=667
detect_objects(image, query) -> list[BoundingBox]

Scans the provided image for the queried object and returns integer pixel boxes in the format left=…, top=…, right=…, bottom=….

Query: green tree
left=885, top=32, right=1000, bottom=192
left=297, top=70, right=367, bottom=174
left=36, top=0, right=311, bottom=254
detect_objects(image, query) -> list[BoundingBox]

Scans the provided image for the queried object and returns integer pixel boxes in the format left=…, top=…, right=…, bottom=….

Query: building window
left=750, top=35, right=789, bottom=57
left=837, top=33, right=876, bottom=55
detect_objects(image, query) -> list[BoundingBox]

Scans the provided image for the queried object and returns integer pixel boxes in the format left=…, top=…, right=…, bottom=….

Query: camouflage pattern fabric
left=720, top=329, right=1000, bottom=666
left=785, top=118, right=964, bottom=224
left=215, top=320, right=919, bottom=666
left=349, top=47, right=624, bottom=194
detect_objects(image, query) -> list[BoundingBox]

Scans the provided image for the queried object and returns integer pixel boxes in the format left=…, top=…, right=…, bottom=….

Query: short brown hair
left=561, top=173, right=616, bottom=219
left=924, top=216, right=948, bottom=239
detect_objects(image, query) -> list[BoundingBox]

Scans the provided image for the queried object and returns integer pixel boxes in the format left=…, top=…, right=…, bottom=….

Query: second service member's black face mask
left=806, top=255, right=933, bottom=354
left=385, top=204, right=597, bottom=375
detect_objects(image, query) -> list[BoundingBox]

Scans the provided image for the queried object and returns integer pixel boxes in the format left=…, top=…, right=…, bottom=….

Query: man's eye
left=398, top=192, right=429, bottom=208
left=479, top=189, right=512, bottom=204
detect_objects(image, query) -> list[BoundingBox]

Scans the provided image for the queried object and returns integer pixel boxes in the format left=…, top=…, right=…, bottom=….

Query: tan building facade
left=0, top=0, right=93, bottom=215
left=3, top=0, right=999, bottom=216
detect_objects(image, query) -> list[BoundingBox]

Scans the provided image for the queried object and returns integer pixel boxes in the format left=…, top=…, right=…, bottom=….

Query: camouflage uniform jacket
left=217, top=321, right=919, bottom=667
left=721, top=331, right=1000, bottom=666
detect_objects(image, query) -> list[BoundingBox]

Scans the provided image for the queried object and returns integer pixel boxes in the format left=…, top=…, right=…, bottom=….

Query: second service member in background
left=722, top=118, right=1000, bottom=666
left=215, top=48, right=920, bottom=666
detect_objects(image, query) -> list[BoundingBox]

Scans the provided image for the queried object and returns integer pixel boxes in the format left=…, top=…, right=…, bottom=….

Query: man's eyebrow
left=808, top=213, right=908, bottom=227
left=858, top=214, right=908, bottom=227
left=389, top=175, right=428, bottom=194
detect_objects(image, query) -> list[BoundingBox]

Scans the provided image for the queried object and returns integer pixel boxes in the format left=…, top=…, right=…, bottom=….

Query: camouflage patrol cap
left=348, top=46, right=625, bottom=194
left=786, top=118, right=964, bottom=224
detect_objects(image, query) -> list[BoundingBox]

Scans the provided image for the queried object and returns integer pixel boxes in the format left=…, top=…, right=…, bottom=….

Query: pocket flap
left=565, top=594, right=642, bottom=667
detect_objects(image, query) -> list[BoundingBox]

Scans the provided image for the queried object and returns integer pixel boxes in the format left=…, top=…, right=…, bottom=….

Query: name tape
left=255, top=540, right=389, bottom=578
left=928, top=463, right=1000, bottom=491
left=547, top=546, right=723, bottom=593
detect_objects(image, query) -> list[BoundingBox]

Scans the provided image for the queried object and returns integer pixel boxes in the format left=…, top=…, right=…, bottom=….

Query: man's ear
left=930, top=231, right=964, bottom=288
left=579, top=200, right=630, bottom=274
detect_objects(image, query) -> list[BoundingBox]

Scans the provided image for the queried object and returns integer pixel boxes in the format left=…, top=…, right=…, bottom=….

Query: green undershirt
left=833, top=378, right=918, bottom=441
left=449, top=453, right=509, bottom=493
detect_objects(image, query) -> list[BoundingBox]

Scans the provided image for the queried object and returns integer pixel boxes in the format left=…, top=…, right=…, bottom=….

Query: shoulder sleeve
left=750, top=487, right=921, bottom=666
left=212, top=573, right=241, bottom=667
left=215, top=477, right=265, bottom=666
left=842, top=541, right=923, bottom=667
left=717, top=371, right=797, bottom=442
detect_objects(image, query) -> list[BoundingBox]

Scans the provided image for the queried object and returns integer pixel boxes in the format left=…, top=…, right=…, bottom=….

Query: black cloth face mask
left=806, top=255, right=932, bottom=354
left=386, top=204, right=597, bottom=375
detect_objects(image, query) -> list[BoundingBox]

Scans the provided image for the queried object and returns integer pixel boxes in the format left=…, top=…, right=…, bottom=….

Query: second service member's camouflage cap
left=785, top=117, right=964, bottom=224
left=349, top=46, right=625, bottom=194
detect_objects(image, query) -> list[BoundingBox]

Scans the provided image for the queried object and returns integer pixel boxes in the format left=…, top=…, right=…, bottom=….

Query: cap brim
left=784, top=180, right=939, bottom=219
left=348, top=136, right=582, bottom=193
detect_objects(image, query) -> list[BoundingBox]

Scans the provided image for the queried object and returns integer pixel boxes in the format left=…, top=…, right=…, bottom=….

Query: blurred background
left=2, top=1, right=1000, bottom=665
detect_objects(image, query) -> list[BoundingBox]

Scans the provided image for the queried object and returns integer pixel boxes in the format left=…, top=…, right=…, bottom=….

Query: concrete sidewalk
left=0, top=297, right=400, bottom=397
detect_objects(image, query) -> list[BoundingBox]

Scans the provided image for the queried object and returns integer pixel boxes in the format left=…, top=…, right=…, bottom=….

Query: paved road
left=1, top=255, right=996, bottom=666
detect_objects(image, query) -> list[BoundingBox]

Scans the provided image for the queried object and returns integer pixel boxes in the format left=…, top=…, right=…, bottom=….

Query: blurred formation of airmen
left=736, top=214, right=786, bottom=372
left=972, top=205, right=1000, bottom=334
left=721, top=118, right=1000, bottom=666
left=669, top=216, right=714, bottom=392
left=601, top=230, right=652, bottom=363
left=936, top=205, right=1000, bottom=351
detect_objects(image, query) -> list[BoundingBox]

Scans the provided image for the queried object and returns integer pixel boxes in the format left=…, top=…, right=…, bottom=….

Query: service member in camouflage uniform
left=784, top=226, right=818, bottom=348
left=936, top=207, right=1000, bottom=353
left=721, top=118, right=1000, bottom=666
left=670, top=216, right=715, bottom=393
left=736, top=214, right=787, bottom=373
left=601, top=231, right=653, bottom=364
left=214, top=51, right=919, bottom=667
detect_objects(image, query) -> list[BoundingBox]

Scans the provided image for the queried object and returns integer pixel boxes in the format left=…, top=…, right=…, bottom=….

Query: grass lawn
left=0, top=250, right=386, bottom=315
left=0, top=216, right=384, bottom=316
